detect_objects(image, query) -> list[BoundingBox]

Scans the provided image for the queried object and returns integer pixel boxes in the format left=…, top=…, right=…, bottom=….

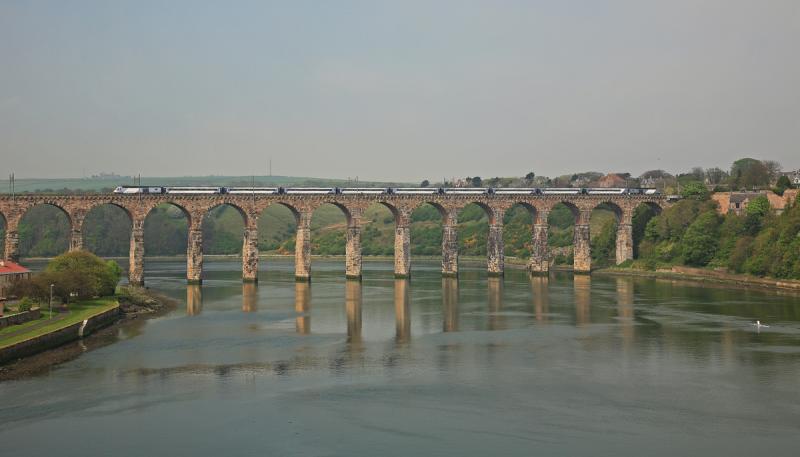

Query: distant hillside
left=0, top=175, right=413, bottom=194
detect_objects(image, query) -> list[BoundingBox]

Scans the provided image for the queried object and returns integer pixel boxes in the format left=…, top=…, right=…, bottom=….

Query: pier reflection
left=186, top=284, right=202, bottom=316
left=616, top=277, right=635, bottom=348
left=574, top=275, right=591, bottom=326
left=394, top=279, right=410, bottom=343
left=487, top=277, right=504, bottom=330
left=530, top=275, right=549, bottom=323
left=442, top=277, right=459, bottom=332
left=242, top=282, right=257, bottom=312
left=345, top=280, right=362, bottom=342
left=295, top=282, right=311, bottom=334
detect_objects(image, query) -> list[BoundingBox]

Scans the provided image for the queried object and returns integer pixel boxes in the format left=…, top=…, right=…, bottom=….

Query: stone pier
left=4, top=229, right=19, bottom=263
left=394, top=218, right=411, bottom=278
left=295, top=212, right=312, bottom=282
left=529, top=221, right=550, bottom=275
left=615, top=223, right=634, bottom=265
left=242, top=226, right=259, bottom=282
left=487, top=222, right=504, bottom=277
left=186, top=227, right=203, bottom=284
left=573, top=210, right=592, bottom=274
left=129, top=221, right=145, bottom=287
left=69, top=228, right=83, bottom=252
left=442, top=209, right=458, bottom=277
left=345, top=225, right=362, bottom=280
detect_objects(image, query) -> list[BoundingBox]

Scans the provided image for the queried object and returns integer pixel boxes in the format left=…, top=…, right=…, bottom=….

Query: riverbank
left=594, top=265, right=800, bottom=292
left=0, top=287, right=178, bottom=381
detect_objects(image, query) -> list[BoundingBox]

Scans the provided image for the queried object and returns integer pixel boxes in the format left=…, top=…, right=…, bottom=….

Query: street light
left=49, top=283, right=54, bottom=319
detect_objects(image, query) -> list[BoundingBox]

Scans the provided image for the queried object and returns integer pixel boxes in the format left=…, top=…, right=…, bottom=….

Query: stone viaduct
left=0, top=193, right=667, bottom=285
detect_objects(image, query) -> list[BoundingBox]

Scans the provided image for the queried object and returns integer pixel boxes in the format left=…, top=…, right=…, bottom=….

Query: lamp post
left=49, top=283, right=54, bottom=319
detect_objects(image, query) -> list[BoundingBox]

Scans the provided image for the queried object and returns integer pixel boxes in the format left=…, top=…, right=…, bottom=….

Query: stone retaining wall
left=0, top=305, right=120, bottom=365
left=0, top=308, right=42, bottom=329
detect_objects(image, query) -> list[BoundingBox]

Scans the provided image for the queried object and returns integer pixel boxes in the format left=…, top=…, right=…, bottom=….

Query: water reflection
left=530, top=275, right=549, bottom=323
left=442, top=277, right=459, bottom=332
left=295, top=282, right=311, bottom=334
left=488, top=277, right=504, bottom=330
left=345, top=280, right=362, bottom=342
left=242, top=282, right=257, bottom=312
left=394, top=279, right=411, bottom=343
left=616, top=277, right=635, bottom=349
left=186, top=284, right=202, bottom=316
left=573, top=275, right=591, bottom=326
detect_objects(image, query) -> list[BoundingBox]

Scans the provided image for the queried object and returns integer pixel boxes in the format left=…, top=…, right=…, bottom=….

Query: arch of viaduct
left=0, top=194, right=668, bottom=285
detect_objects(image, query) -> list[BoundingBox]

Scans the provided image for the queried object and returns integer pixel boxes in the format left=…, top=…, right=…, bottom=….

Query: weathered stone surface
left=0, top=193, right=670, bottom=282
left=345, top=226, right=362, bottom=280
left=529, top=223, right=550, bottom=274
left=615, top=223, right=634, bottom=265
left=487, top=223, right=504, bottom=276
left=573, top=224, right=591, bottom=273
left=129, top=223, right=145, bottom=286
left=441, top=208, right=458, bottom=277
left=394, top=224, right=411, bottom=278
left=242, top=227, right=259, bottom=282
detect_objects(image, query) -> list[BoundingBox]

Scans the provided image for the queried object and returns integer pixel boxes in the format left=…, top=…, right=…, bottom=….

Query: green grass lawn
left=0, top=298, right=118, bottom=349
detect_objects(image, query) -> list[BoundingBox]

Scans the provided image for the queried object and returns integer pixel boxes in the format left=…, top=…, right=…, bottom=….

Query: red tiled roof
left=0, top=260, right=30, bottom=275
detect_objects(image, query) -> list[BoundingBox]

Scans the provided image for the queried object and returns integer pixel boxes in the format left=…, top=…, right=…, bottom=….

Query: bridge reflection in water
left=175, top=273, right=646, bottom=337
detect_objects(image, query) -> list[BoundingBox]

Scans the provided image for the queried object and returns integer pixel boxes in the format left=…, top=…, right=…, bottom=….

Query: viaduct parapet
left=0, top=193, right=668, bottom=285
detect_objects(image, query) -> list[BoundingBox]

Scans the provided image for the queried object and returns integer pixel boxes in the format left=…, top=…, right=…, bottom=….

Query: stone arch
left=142, top=202, right=191, bottom=257
left=409, top=200, right=448, bottom=222
left=591, top=201, right=624, bottom=222
left=503, top=202, right=537, bottom=259
left=308, top=202, right=352, bottom=256
left=18, top=203, right=73, bottom=258
left=359, top=201, right=397, bottom=257
left=201, top=203, right=248, bottom=256
left=81, top=202, right=134, bottom=257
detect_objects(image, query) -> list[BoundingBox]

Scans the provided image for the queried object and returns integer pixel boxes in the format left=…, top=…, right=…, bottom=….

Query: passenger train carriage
left=114, top=186, right=661, bottom=196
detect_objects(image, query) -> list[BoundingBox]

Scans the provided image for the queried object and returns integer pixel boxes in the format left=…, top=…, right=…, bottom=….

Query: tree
left=763, top=160, right=782, bottom=182
left=524, top=172, right=535, bottom=182
left=10, top=251, right=123, bottom=303
left=775, top=175, right=793, bottom=195
left=471, top=176, right=483, bottom=187
left=682, top=211, right=720, bottom=266
left=745, top=195, right=771, bottom=218
left=730, top=158, right=770, bottom=190
left=420, top=179, right=430, bottom=188
left=680, top=181, right=710, bottom=200
left=690, top=167, right=705, bottom=181
left=705, top=167, right=728, bottom=185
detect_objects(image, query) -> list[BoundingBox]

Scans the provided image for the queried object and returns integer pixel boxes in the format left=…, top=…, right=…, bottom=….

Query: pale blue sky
left=1, top=0, right=798, bottom=181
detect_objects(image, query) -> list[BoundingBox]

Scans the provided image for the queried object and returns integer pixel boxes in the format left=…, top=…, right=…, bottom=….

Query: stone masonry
left=0, top=193, right=668, bottom=284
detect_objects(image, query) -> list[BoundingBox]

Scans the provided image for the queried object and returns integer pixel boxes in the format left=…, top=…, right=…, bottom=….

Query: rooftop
left=0, top=260, right=30, bottom=275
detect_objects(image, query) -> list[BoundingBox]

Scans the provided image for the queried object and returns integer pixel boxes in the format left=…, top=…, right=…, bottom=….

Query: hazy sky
left=1, top=1, right=798, bottom=181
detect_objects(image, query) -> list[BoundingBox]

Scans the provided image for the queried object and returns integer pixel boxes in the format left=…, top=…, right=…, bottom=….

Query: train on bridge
left=114, top=186, right=660, bottom=196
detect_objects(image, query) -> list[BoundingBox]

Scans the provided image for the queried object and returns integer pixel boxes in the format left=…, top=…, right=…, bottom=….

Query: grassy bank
left=0, top=299, right=118, bottom=349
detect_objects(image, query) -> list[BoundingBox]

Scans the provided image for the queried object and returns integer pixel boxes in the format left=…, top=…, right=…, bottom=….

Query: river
left=1, top=259, right=799, bottom=456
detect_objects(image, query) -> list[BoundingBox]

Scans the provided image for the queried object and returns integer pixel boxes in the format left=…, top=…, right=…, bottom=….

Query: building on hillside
left=592, top=173, right=629, bottom=188
left=712, top=190, right=798, bottom=216
left=0, top=260, right=31, bottom=300
left=778, top=170, right=800, bottom=186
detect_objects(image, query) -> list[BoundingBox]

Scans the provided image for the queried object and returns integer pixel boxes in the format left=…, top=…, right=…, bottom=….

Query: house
left=778, top=170, right=800, bottom=186
left=712, top=189, right=798, bottom=215
left=0, top=260, right=31, bottom=300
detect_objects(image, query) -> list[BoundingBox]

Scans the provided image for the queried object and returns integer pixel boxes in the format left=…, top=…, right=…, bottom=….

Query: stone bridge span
left=0, top=193, right=668, bottom=285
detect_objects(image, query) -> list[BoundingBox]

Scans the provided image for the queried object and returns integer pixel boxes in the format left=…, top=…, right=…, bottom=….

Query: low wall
left=0, top=305, right=120, bottom=365
left=0, top=308, right=42, bottom=329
